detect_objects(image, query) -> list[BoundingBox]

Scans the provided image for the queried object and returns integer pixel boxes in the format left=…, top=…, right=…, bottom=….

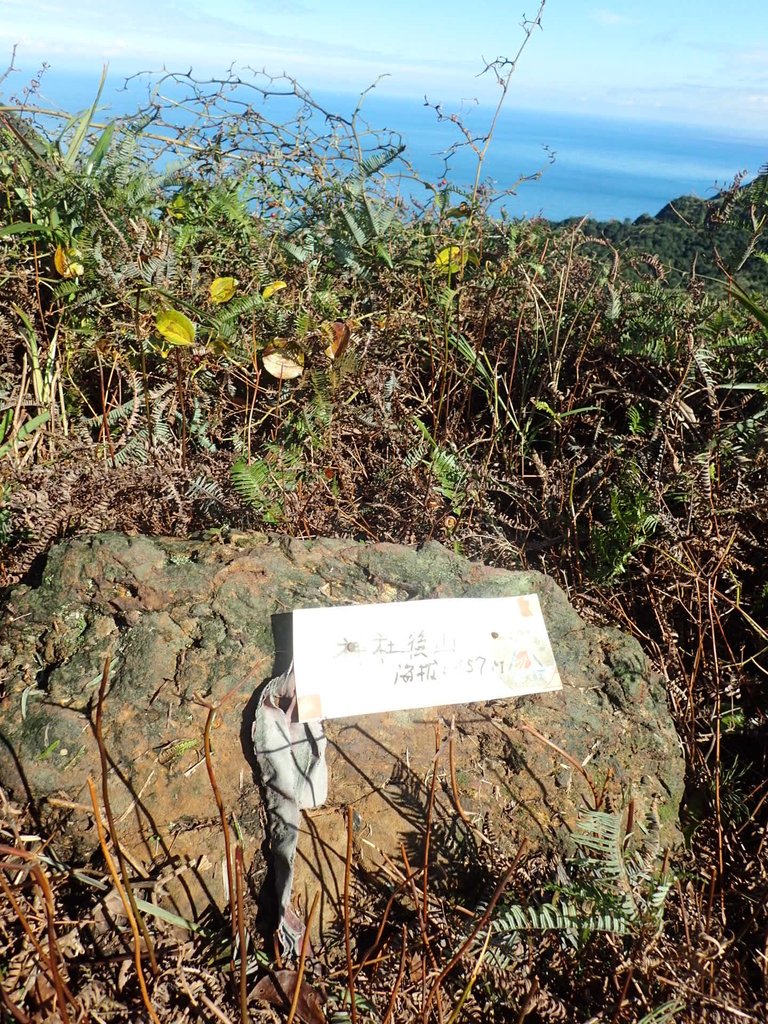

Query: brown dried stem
left=86, top=778, right=161, bottom=1024
left=235, top=844, right=249, bottom=1024
left=0, top=845, right=78, bottom=1023
left=0, top=982, right=31, bottom=1024
left=354, top=865, right=420, bottom=985
left=423, top=724, right=441, bottom=923
left=286, top=890, right=319, bottom=1024
left=423, top=839, right=528, bottom=1022
left=202, top=703, right=238, bottom=986
left=94, top=655, right=158, bottom=974
left=344, top=804, right=358, bottom=1023
left=518, top=718, right=602, bottom=810
left=447, top=718, right=471, bottom=826
left=381, top=925, right=408, bottom=1024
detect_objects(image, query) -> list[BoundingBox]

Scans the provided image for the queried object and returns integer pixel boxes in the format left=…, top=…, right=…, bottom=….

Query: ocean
left=4, top=69, right=765, bottom=223
left=347, top=94, right=766, bottom=222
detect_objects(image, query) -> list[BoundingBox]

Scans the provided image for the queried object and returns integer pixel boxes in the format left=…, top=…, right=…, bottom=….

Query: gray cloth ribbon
left=252, top=665, right=327, bottom=954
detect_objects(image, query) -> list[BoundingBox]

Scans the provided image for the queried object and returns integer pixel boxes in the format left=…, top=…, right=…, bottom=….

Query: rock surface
left=0, top=532, right=684, bottom=935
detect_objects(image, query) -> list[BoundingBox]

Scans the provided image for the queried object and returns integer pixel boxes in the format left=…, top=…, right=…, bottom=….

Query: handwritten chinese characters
left=292, top=595, right=561, bottom=722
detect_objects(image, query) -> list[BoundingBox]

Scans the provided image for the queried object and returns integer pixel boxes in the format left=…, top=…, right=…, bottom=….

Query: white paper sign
left=292, top=595, right=561, bottom=722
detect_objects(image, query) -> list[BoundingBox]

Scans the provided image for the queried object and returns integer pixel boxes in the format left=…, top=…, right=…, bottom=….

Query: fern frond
left=85, top=388, right=144, bottom=430
left=342, top=207, right=369, bottom=248
left=231, top=458, right=284, bottom=522
left=488, top=806, right=673, bottom=954
left=363, top=193, right=396, bottom=239
left=231, top=458, right=271, bottom=503
left=636, top=1000, right=684, bottom=1024
left=211, top=292, right=264, bottom=329
left=295, top=309, right=312, bottom=339
left=186, top=473, right=225, bottom=503
left=281, top=236, right=315, bottom=263
left=358, top=144, right=406, bottom=179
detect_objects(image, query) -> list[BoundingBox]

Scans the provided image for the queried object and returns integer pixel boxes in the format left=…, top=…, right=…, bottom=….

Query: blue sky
left=2, top=0, right=767, bottom=133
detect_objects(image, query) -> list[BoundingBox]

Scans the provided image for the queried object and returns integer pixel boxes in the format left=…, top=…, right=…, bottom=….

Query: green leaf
left=156, top=309, right=196, bottom=347
left=0, top=410, right=52, bottom=458
left=342, top=208, right=369, bottom=247
left=0, top=409, right=12, bottom=446
left=168, top=195, right=188, bottom=220
left=86, top=121, right=116, bottom=175
left=636, top=1001, right=684, bottom=1024
left=730, top=281, right=768, bottom=334
left=0, top=222, right=51, bottom=238
left=60, top=64, right=108, bottom=170
left=133, top=896, right=203, bottom=933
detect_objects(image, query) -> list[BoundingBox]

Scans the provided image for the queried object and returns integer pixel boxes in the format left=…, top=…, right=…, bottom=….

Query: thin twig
left=286, top=891, right=319, bottom=1024
left=0, top=869, right=77, bottom=1008
left=514, top=977, right=540, bottom=1024
left=175, top=346, right=188, bottom=469
left=235, top=845, right=249, bottom=1024
left=518, top=718, right=601, bottom=809
left=86, top=779, right=161, bottom=1024
left=423, top=840, right=528, bottom=1021
left=344, top=805, right=359, bottom=1023
left=94, top=656, right=158, bottom=974
left=0, top=981, right=31, bottom=1024
left=447, top=718, right=471, bottom=826
left=382, top=926, right=408, bottom=1024
left=354, top=867, right=420, bottom=984
left=609, top=967, right=634, bottom=1024
left=202, top=704, right=238, bottom=988
left=199, top=992, right=236, bottom=1024
left=0, top=845, right=78, bottom=1022
left=423, top=724, right=441, bottom=922
left=446, top=925, right=492, bottom=1024
left=135, top=286, right=154, bottom=451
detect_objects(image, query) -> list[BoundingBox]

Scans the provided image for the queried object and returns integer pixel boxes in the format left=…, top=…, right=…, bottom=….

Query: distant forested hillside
left=553, top=171, right=768, bottom=291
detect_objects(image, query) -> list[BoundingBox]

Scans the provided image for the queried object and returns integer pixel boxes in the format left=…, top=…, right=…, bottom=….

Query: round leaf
left=262, top=338, right=305, bottom=380
left=209, top=276, right=238, bottom=304
left=54, top=244, right=84, bottom=279
left=262, top=280, right=287, bottom=299
left=156, top=309, right=196, bottom=347
left=435, top=245, right=468, bottom=275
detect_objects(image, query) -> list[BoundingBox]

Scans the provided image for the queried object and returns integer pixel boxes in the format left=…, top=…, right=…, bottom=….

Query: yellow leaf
left=209, top=276, right=238, bottom=304
left=262, top=280, right=287, bottom=299
left=53, top=245, right=67, bottom=276
left=156, top=309, right=196, bottom=347
left=435, top=245, right=468, bottom=275
left=54, top=244, right=83, bottom=279
left=262, top=338, right=304, bottom=380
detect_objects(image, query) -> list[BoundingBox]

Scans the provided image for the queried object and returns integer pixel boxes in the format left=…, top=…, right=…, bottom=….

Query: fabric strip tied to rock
left=252, top=666, right=328, bottom=954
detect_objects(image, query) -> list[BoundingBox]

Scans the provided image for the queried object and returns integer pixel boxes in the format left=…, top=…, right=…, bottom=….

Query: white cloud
left=591, top=9, right=631, bottom=28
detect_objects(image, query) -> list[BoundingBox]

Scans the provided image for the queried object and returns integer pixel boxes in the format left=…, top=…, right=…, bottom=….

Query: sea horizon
left=2, top=67, right=765, bottom=223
